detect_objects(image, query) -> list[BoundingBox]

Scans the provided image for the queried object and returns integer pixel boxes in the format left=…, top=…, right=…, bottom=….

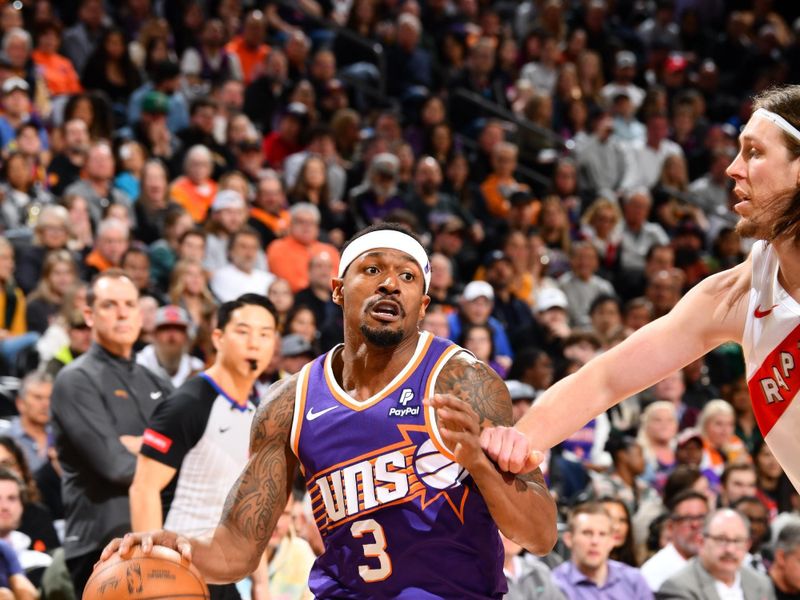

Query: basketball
left=83, top=545, right=209, bottom=600
left=413, top=439, right=468, bottom=490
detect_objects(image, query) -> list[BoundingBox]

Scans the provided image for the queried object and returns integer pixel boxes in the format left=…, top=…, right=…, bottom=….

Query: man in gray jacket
left=51, top=270, right=173, bottom=596
left=657, top=509, right=775, bottom=600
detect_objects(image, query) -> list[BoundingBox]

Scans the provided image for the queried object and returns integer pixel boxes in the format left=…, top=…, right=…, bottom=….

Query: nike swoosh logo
left=307, top=406, right=338, bottom=421
left=219, top=427, right=231, bottom=434
left=754, top=304, right=779, bottom=318
left=150, top=391, right=162, bottom=400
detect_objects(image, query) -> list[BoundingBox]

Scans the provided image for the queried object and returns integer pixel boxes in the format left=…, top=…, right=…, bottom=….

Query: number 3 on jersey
left=350, top=519, right=392, bottom=582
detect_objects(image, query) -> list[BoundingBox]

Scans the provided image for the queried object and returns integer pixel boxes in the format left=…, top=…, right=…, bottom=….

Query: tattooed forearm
left=220, top=376, right=298, bottom=554
left=435, top=352, right=513, bottom=428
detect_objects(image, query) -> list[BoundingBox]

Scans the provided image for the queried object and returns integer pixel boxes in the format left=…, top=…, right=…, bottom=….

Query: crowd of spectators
left=0, top=0, right=795, bottom=597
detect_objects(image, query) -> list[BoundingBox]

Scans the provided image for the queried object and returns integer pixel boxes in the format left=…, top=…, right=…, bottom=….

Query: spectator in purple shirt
left=553, top=502, right=653, bottom=600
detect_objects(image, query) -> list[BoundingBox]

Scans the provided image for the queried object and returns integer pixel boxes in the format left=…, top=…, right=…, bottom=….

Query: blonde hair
left=698, top=399, right=735, bottom=434
left=636, top=400, right=678, bottom=464
left=168, top=259, right=216, bottom=311
left=581, top=196, right=622, bottom=228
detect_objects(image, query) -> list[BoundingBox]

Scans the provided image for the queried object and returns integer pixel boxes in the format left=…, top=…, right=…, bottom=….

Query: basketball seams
left=85, top=554, right=210, bottom=600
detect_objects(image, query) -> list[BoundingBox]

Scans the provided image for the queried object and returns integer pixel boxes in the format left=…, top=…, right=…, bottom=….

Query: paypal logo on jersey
left=388, top=388, right=419, bottom=417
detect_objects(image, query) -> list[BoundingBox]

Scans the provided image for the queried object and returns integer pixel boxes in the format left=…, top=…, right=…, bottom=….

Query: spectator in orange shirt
left=480, top=141, right=532, bottom=221
left=266, top=203, right=339, bottom=293
left=169, top=145, right=218, bottom=223
left=248, top=170, right=290, bottom=249
left=83, top=218, right=130, bottom=279
left=31, top=21, right=82, bottom=97
left=225, top=9, right=269, bottom=85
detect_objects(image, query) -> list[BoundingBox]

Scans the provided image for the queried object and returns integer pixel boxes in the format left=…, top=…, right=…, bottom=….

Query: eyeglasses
left=671, top=514, right=707, bottom=524
left=704, top=535, right=749, bottom=548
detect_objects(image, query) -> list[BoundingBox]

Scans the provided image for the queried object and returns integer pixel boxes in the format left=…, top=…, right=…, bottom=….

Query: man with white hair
left=266, top=203, right=340, bottom=293
left=170, top=144, right=218, bottom=223
left=83, top=218, right=130, bottom=279
left=1, top=27, right=50, bottom=120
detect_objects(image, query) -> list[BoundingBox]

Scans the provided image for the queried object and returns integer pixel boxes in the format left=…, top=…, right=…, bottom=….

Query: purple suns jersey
left=290, top=331, right=506, bottom=599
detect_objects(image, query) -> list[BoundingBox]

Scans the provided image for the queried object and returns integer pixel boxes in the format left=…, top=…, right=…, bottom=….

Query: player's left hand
left=426, top=394, right=488, bottom=473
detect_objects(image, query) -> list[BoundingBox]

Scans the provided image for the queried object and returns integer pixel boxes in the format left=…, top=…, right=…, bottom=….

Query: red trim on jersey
left=142, top=428, right=173, bottom=454
left=747, top=322, right=800, bottom=436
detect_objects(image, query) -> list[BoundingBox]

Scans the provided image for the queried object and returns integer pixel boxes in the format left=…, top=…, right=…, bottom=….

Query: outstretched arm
left=483, top=260, right=751, bottom=473
left=430, top=353, right=557, bottom=554
left=110, top=376, right=299, bottom=584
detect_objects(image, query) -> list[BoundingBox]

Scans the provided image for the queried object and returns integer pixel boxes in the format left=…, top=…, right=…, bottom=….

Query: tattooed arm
left=430, top=352, right=557, bottom=555
left=192, top=375, right=298, bottom=582
left=108, top=375, right=299, bottom=582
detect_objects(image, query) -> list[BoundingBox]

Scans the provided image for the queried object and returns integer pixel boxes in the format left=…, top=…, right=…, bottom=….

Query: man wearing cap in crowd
left=204, top=189, right=268, bottom=274
left=278, top=333, right=316, bottom=377
left=128, top=60, right=190, bottom=135
left=448, top=280, right=513, bottom=368
left=266, top=203, right=340, bottom=294
left=522, top=287, right=572, bottom=363
left=0, top=76, right=46, bottom=150
left=506, top=380, right=538, bottom=424
left=601, top=50, right=645, bottom=109
left=136, top=305, right=204, bottom=388
left=130, top=91, right=181, bottom=168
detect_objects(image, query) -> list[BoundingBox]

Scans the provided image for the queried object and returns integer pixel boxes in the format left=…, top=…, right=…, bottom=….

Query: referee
left=129, top=294, right=278, bottom=600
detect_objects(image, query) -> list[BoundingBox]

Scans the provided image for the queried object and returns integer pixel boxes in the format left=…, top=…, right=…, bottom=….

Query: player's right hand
left=98, top=530, right=193, bottom=565
left=480, top=426, right=544, bottom=474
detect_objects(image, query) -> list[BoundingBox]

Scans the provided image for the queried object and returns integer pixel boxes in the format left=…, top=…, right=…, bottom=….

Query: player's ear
left=331, top=277, right=344, bottom=306
left=210, top=327, right=223, bottom=352
left=418, top=293, right=431, bottom=321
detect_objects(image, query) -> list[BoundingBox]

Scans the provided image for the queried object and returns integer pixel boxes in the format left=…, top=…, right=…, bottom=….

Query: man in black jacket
left=50, top=270, right=173, bottom=596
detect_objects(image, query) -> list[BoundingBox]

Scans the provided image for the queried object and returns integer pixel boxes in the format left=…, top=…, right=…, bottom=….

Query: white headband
left=338, top=230, right=431, bottom=293
left=753, top=108, right=800, bottom=142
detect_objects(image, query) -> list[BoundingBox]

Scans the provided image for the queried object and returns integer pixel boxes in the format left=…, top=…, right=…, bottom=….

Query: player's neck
left=338, top=331, right=421, bottom=400
left=204, top=364, right=254, bottom=405
left=774, top=237, right=800, bottom=300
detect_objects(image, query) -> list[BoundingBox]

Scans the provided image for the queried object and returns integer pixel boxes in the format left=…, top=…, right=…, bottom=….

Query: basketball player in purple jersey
left=103, top=223, right=557, bottom=598
left=481, top=85, right=800, bottom=495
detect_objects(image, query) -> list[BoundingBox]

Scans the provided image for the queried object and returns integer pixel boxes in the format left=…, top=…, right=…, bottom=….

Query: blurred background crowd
left=0, top=0, right=795, bottom=598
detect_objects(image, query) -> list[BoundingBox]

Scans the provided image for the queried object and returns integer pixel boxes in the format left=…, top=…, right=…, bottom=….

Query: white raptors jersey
left=743, top=241, right=800, bottom=491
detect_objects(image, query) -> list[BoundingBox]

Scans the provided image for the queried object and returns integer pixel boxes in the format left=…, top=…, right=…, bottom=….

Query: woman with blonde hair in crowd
left=168, top=260, right=215, bottom=333
left=25, top=250, right=77, bottom=334
left=580, top=196, right=622, bottom=273
left=698, top=399, right=749, bottom=483
left=637, top=401, right=678, bottom=489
